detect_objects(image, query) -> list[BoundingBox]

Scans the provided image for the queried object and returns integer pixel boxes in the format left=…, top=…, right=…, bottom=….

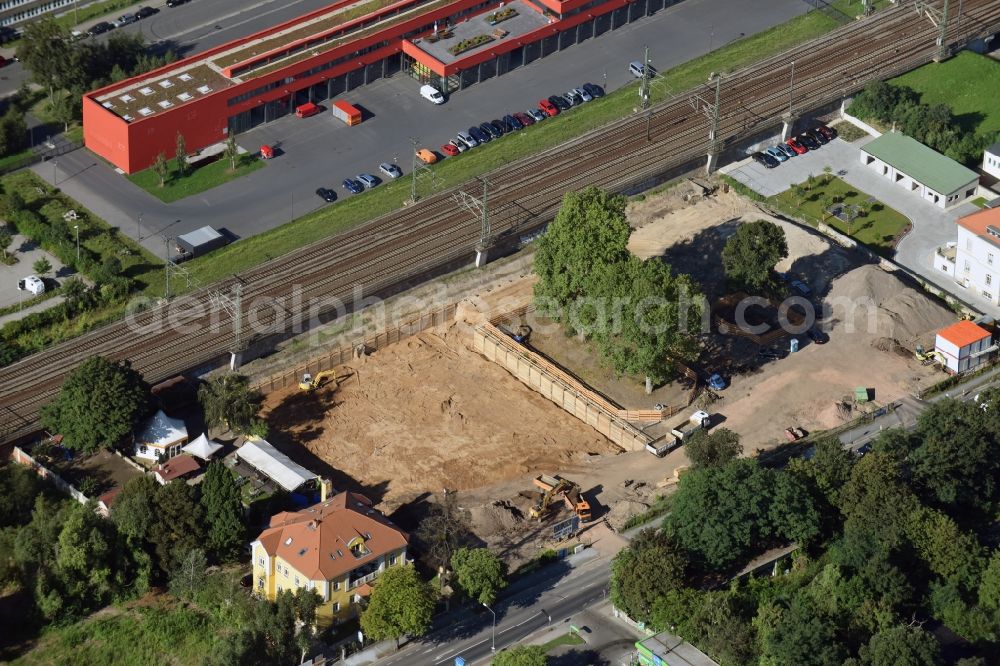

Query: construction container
left=331, top=100, right=362, bottom=126
left=175, top=226, right=228, bottom=260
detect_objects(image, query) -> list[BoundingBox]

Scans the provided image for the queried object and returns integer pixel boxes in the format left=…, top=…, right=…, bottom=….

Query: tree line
left=610, top=395, right=1000, bottom=665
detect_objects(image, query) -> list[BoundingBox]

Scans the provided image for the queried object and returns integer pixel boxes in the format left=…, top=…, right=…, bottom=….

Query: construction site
left=255, top=178, right=959, bottom=568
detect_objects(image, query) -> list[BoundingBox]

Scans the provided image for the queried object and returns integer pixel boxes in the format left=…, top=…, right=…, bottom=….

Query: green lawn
left=540, top=632, right=586, bottom=651
left=0, top=148, right=36, bottom=173
left=890, top=51, right=1000, bottom=136
left=179, top=7, right=846, bottom=289
left=769, top=176, right=910, bottom=254
left=128, top=154, right=266, bottom=203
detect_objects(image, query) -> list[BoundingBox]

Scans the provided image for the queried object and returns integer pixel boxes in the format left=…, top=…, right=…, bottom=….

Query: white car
left=572, top=87, right=592, bottom=102
left=449, top=139, right=467, bottom=153
left=378, top=162, right=402, bottom=179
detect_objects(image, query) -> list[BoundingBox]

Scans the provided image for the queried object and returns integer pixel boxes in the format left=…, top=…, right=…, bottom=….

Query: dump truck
left=670, top=410, right=710, bottom=441
left=331, top=100, right=362, bottom=126
left=530, top=474, right=591, bottom=522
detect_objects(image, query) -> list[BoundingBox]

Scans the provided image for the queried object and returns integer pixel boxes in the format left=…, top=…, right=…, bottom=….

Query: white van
left=420, top=84, right=445, bottom=104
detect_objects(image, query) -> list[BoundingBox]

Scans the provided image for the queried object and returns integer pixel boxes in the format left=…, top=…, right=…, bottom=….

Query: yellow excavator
left=299, top=370, right=338, bottom=391
left=528, top=474, right=592, bottom=522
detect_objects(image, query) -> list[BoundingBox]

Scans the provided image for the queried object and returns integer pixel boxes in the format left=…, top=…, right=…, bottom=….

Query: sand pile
left=826, top=265, right=954, bottom=344
left=470, top=500, right=525, bottom=537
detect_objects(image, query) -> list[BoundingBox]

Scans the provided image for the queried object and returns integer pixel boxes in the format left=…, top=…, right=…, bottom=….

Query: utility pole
left=639, top=45, right=651, bottom=110
left=453, top=176, right=490, bottom=268
left=788, top=60, right=795, bottom=118
left=691, top=73, right=722, bottom=173
left=410, top=137, right=421, bottom=203
left=210, top=278, right=245, bottom=371
left=916, top=0, right=952, bottom=60
left=163, top=236, right=172, bottom=299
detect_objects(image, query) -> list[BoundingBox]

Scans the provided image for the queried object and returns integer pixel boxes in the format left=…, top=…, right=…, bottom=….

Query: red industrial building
left=83, top=0, right=681, bottom=174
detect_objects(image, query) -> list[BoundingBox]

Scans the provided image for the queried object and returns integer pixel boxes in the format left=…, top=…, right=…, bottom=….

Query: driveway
left=723, top=130, right=993, bottom=314
left=0, top=233, right=72, bottom=310
left=36, top=0, right=809, bottom=257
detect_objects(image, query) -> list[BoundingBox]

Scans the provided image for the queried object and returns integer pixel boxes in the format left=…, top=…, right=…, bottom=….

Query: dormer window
left=348, top=536, right=370, bottom=558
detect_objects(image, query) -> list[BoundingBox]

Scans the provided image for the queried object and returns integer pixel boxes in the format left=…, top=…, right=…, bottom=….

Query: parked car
left=456, top=131, right=478, bottom=149
left=538, top=99, right=559, bottom=117
left=166, top=0, right=190, bottom=6
left=526, top=108, right=546, bottom=123
left=416, top=148, right=438, bottom=164
left=707, top=373, right=726, bottom=391
left=480, top=122, right=502, bottom=139
left=378, top=162, right=402, bottom=179
left=114, top=13, right=136, bottom=26
left=342, top=178, right=364, bottom=194
left=88, top=21, right=114, bottom=36
left=804, top=128, right=828, bottom=145
left=468, top=125, right=490, bottom=144
left=513, top=111, right=534, bottom=127
left=777, top=143, right=797, bottom=159
left=798, top=133, right=821, bottom=150
left=548, top=95, right=571, bottom=111
left=490, top=119, right=506, bottom=136
left=315, top=187, right=337, bottom=203
left=502, top=114, right=523, bottom=131
left=816, top=124, right=836, bottom=141
left=357, top=173, right=379, bottom=189
left=448, top=139, right=468, bottom=153
left=766, top=146, right=789, bottom=162
left=582, top=82, right=604, bottom=98
left=134, top=6, right=159, bottom=19
left=563, top=90, right=583, bottom=106
left=572, top=86, right=593, bottom=102
left=752, top=152, right=779, bottom=168
left=441, top=142, right=461, bottom=157
left=758, top=347, right=787, bottom=361
left=807, top=328, right=829, bottom=344
left=628, top=61, right=646, bottom=78
left=785, top=137, right=808, bottom=154
left=790, top=279, right=812, bottom=296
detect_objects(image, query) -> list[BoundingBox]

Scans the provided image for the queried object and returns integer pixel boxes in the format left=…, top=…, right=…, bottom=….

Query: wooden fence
left=474, top=322, right=655, bottom=452
left=251, top=303, right=458, bottom=393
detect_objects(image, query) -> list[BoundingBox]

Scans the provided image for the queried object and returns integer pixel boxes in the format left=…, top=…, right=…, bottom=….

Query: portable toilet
left=790, top=338, right=799, bottom=353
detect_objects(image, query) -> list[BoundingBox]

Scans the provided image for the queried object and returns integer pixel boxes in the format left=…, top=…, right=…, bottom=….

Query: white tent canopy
left=236, top=439, right=317, bottom=492
left=183, top=433, right=223, bottom=460
left=137, top=410, right=187, bottom=445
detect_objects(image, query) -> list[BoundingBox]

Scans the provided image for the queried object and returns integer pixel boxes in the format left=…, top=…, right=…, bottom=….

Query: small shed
left=935, top=320, right=995, bottom=374
left=152, top=454, right=202, bottom=485
left=176, top=226, right=227, bottom=258
left=182, top=433, right=224, bottom=460
left=135, top=410, right=188, bottom=461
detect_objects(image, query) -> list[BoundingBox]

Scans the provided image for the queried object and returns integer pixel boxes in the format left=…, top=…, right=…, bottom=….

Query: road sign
left=553, top=515, right=579, bottom=540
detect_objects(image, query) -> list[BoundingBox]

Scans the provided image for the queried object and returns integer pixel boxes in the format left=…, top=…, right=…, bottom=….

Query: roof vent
left=159, top=79, right=173, bottom=88
left=157, top=100, right=173, bottom=109
left=102, top=102, right=114, bottom=109
left=138, top=107, right=154, bottom=116
left=177, top=92, right=193, bottom=102
left=178, top=73, right=193, bottom=82
left=196, top=85, right=212, bottom=94
left=122, top=114, right=134, bottom=122
left=139, top=87, right=154, bottom=96
left=119, top=94, right=134, bottom=103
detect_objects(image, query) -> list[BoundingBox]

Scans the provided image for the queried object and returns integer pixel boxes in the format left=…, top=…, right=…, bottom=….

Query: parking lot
left=43, top=0, right=808, bottom=257
left=0, top=234, right=71, bottom=310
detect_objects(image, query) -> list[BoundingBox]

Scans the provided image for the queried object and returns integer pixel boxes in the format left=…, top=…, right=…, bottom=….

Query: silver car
left=378, top=162, right=402, bottom=179
left=456, top=131, right=478, bottom=149
left=357, top=173, right=378, bottom=189
left=572, top=86, right=592, bottom=102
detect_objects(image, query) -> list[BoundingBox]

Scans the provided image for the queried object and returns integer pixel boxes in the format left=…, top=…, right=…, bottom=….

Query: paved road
left=352, top=554, right=610, bottom=666
left=38, top=0, right=810, bottom=258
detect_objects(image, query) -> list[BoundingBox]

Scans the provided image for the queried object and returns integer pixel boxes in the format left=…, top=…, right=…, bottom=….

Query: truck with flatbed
left=670, top=410, right=710, bottom=441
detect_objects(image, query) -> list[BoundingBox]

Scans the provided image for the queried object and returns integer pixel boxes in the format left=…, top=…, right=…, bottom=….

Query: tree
left=175, top=131, right=187, bottom=176
left=360, top=565, right=435, bottom=647
left=979, top=550, right=1000, bottom=611
left=857, top=625, right=942, bottom=666
left=906, top=507, right=986, bottom=593
left=788, top=437, right=855, bottom=510
left=451, top=547, right=507, bottom=605
left=148, top=481, right=206, bottom=575
left=198, top=373, right=261, bottom=435
left=224, top=132, right=239, bottom=172
left=589, top=257, right=703, bottom=392
left=490, top=646, right=548, bottom=666
left=49, top=92, right=75, bottom=132
left=721, top=220, right=788, bottom=293
left=763, top=595, right=848, bottom=666
left=790, top=183, right=807, bottom=207
left=169, top=547, right=207, bottom=600
left=840, top=452, right=919, bottom=554
left=0, top=109, right=28, bottom=158
left=0, top=227, right=12, bottom=261
left=610, top=528, right=688, bottom=623
left=200, top=461, right=245, bottom=561
left=32, top=257, right=52, bottom=275
left=111, top=474, right=158, bottom=542
left=0, top=462, right=50, bottom=529
left=415, top=490, right=471, bottom=571
left=41, top=356, right=150, bottom=453
left=683, top=428, right=741, bottom=468
left=15, top=17, right=71, bottom=100
left=62, top=277, right=87, bottom=304
left=153, top=152, right=169, bottom=187
left=533, top=186, right=631, bottom=317
left=54, top=502, right=118, bottom=617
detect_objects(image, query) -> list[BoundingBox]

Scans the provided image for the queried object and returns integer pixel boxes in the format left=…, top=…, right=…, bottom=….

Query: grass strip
left=127, top=154, right=266, bottom=204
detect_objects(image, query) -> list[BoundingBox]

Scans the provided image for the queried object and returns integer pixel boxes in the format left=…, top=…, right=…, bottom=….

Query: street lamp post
left=73, top=224, right=79, bottom=263
left=482, top=602, right=496, bottom=652
left=52, top=159, right=58, bottom=186
left=137, top=212, right=143, bottom=241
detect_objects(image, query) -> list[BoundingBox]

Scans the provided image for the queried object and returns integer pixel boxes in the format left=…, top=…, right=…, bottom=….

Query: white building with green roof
left=859, top=132, right=979, bottom=209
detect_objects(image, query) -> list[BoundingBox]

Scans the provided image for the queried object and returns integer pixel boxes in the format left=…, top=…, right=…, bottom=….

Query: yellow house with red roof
left=250, top=490, right=409, bottom=625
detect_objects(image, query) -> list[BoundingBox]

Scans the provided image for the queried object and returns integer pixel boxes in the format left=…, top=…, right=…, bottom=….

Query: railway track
left=2, top=1, right=999, bottom=442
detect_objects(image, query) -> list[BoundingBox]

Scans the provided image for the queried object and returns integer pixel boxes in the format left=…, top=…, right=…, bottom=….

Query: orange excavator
left=528, top=474, right=592, bottom=522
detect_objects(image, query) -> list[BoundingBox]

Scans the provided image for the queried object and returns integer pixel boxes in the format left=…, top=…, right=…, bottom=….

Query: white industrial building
left=860, top=132, right=979, bottom=209
left=938, top=207, right=1000, bottom=306
left=934, top=320, right=994, bottom=374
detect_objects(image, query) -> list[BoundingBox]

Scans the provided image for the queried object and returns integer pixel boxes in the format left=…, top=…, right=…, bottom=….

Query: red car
left=513, top=111, right=534, bottom=127
left=441, top=143, right=460, bottom=157
left=785, top=137, right=807, bottom=154
left=538, top=99, right=559, bottom=117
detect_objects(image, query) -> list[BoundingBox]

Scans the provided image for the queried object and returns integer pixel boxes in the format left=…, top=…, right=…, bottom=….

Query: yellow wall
left=250, top=544, right=408, bottom=626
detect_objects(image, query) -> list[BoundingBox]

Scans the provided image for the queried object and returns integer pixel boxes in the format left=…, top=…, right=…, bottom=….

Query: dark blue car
left=342, top=178, right=364, bottom=194
left=480, top=122, right=502, bottom=140
left=502, top=114, right=523, bottom=132
left=468, top=125, right=490, bottom=144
